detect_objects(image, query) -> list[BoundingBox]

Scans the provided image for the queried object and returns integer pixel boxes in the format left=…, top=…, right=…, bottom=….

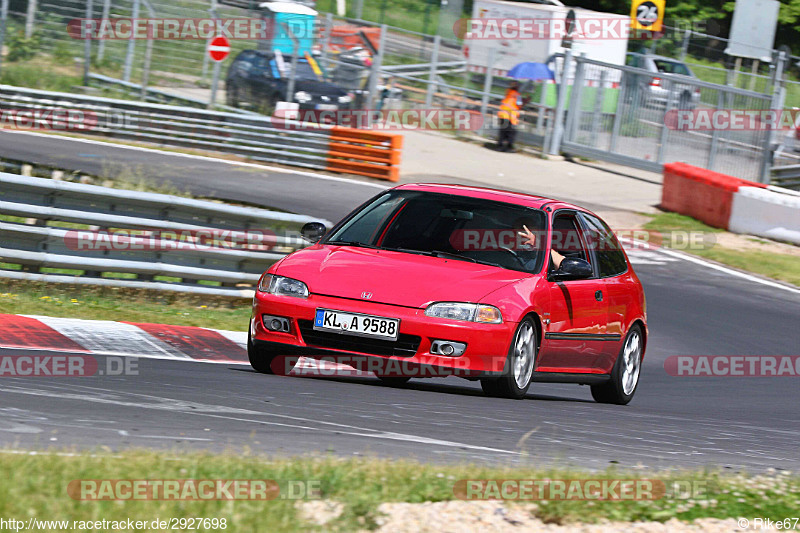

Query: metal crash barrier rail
left=0, top=172, right=332, bottom=298
left=0, top=85, right=403, bottom=181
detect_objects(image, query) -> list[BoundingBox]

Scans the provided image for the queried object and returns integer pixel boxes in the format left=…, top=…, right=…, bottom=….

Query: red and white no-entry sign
left=208, top=36, right=230, bottom=62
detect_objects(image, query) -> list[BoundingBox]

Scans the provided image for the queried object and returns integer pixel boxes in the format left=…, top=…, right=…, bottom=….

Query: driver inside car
left=517, top=223, right=565, bottom=271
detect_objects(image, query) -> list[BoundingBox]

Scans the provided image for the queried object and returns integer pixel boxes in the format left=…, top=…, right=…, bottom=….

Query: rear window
left=653, top=60, right=691, bottom=76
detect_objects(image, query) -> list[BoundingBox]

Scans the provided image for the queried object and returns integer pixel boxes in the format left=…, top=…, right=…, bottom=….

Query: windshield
left=294, top=60, right=319, bottom=80
left=325, top=190, right=547, bottom=273
left=653, top=60, right=692, bottom=76
left=269, top=59, right=319, bottom=80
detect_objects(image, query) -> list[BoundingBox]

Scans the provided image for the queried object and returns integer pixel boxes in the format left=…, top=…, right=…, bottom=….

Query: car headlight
left=258, top=274, right=309, bottom=298
left=294, top=91, right=312, bottom=103
left=424, top=302, right=502, bottom=323
left=338, top=94, right=352, bottom=104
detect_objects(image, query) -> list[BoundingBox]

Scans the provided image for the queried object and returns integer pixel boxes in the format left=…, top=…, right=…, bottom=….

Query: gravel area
left=299, top=500, right=747, bottom=532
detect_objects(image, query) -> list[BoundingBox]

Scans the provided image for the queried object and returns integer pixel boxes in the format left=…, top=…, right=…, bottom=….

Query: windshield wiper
left=381, top=246, right=431, bottom=256
left=430, top=250, right=477, bottom=262
left=327, top=240, right=380, bottom=249
left=431, top=251, right=506, bottom=269
left=385, top=248, right=482, bottom=264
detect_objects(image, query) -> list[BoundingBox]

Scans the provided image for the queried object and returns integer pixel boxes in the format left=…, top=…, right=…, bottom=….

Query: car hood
left=293, top=79, right=347, bottom=97
left=274, top=245, right=530, bottom=308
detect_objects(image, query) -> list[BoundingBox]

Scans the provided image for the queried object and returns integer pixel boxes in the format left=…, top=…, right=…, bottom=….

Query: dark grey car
left=226, top=50, right=352, bottom=113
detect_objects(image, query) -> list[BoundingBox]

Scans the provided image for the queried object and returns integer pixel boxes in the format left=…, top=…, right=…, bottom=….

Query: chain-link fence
left=645, top=23, right=800, bottom=107
left=557, top=53, right=774, bottom=182
left=1, top=1, right=795, bottom=184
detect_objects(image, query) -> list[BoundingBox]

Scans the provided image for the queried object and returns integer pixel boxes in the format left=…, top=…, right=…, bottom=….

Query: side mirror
left=549, top=257, right=593, bottom=282
left=300, top=222, right=327, bottom=243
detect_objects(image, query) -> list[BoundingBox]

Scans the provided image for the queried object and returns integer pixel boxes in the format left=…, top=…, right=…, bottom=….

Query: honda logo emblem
left=361, top=291, right=373, bottom=300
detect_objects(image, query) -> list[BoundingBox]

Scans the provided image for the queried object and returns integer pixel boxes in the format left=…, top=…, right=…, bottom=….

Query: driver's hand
left=518, top=225, right=536, bottom=247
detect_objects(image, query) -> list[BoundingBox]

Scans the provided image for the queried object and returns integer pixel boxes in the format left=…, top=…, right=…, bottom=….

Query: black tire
left=479, top=317, right=538, bottom=400
left=227, top=82, right=240, bottom=108
left=259, top=93, right=278, bottom=116
left=248, top=333, right=295, bottom=375
left=479, top=378, right=502, bottom=397
left=678, top=90, right=692, bottom=110
left=591, top=325, right=644, bottom=405
left=376, top=375, right=411, bottom=387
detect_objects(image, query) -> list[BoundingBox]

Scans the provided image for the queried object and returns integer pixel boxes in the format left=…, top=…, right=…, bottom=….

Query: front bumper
left=251, top=292, right=515, bottom=377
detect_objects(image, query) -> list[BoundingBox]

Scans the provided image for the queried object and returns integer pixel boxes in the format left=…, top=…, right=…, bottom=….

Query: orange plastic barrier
left=327, top=26, right=381, bottom=52
left=326, top=127, right=403, bottom=182
left=661, top=162, right=766, bottom=229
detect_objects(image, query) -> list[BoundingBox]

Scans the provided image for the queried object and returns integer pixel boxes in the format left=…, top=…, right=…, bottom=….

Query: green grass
left=644, top=212, right=723, bottom=233
left=644, top=212, right=800, bottom=287
left=0, top=450, right=797, bottom=531
left=0, top=281, right=250, bottom=330
left=0, top=59, right=83, bottom=93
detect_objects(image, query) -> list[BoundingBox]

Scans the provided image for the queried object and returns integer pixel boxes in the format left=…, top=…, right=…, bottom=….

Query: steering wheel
left=497, top=246, right=527, bottom=267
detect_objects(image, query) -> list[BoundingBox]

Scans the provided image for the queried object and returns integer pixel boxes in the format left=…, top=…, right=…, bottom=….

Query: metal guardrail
left=0, top=84, right=333, bottom=171
left=0, top=85, right=403, bottom=180
left=88, top=73, right=259, bottom=116
left=0, top=172, right=331, bottom=298
left=771, top=164, right=800, bottom=189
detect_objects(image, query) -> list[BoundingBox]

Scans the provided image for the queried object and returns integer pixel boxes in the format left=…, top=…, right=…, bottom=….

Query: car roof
left=391, top=183, right=593, bottom=214
left=629, top=52, right=688, bottom=64
left=237, top=49, right=309, bottom=61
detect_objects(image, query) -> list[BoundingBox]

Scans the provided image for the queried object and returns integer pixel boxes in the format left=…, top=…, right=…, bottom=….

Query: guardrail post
left=282, top=23, right=300, bottom=104
left=548, top=48, right=572, bottom=156
left=320, top=13, right=333, bottom=77
left=210, top=59, right=222, bottom=108
left=536, top=81, right=548, bottom=133
left=425, top=35, right=441, bottom=108
left=478, top=48, right=495, bottom=137
left=203, top=2, right=219, bottom=79
left=609, top=74, right=627, bottom=153
left=96, top=0, right=111, bottom=62
left=123, top=0, right=140, bottom=82
left=656, top=78, right=674, bottom=165
left=25, top=0, right=37, bottom=39
left=706, top=90, right=724, bottom=171
left=680, top=29, right=690, bottom=61
left=563, top=53, right=585, bottom=144
left=761, top=50, right=787, bottom=183
left=589, top=70, right=607, bottom=148
left=366, top=24, right=387, bottom=117
left=139, top=0, right=156, bottom=99
left=83, top=0, right=93, bottom=86
left=0, top=0, right=9, bottom=78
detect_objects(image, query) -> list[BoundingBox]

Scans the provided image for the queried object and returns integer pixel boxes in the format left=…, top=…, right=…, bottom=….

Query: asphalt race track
left=0, top=132, right=384, bottom=222
left=1, top=133, right=799, bottom=472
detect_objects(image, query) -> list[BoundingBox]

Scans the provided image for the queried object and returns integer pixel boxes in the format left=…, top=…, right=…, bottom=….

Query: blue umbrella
left=507, top=62, right=554, bottom=81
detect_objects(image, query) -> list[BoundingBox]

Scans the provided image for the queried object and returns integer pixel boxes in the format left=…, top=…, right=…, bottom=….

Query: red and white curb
left=0, top=314, right=364, bottom=375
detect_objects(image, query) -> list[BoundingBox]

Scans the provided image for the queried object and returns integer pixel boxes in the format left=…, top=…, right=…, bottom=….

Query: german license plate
left=315, top=104, right=338, bottom=111
left=314, top=309, right=399, bottom=340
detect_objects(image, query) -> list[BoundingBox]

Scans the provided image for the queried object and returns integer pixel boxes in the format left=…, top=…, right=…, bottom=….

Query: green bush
left=6, top=29, right=41, bottom=62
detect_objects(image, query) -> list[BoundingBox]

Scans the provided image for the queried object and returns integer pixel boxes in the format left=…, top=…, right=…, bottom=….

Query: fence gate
left=557, top=55, right=775, bottom=183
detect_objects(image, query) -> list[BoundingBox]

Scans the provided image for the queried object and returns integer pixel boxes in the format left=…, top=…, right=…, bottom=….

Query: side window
left=330, top=195, right=405, bottom=245
left=234, top=52, right=254, bottom=72
left=580, top=213, right=628, bottom=278
left=253, top=55, right=273, bottom=77
left=551, top=213, right=589, bottom=268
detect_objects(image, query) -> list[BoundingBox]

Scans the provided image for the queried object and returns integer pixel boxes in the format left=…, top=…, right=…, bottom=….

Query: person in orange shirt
left=496, top=80, right=529, bottom=152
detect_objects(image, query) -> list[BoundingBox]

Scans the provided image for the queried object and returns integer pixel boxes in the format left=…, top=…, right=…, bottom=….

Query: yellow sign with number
left=631, top=0, right=665, bottom=32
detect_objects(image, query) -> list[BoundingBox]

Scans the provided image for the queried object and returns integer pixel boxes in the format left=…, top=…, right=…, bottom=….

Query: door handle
left=595, top=290, right=603, bottom=302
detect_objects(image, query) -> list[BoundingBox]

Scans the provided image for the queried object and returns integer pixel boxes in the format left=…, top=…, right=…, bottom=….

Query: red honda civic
left=249, top=184, right=647, bottom=404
